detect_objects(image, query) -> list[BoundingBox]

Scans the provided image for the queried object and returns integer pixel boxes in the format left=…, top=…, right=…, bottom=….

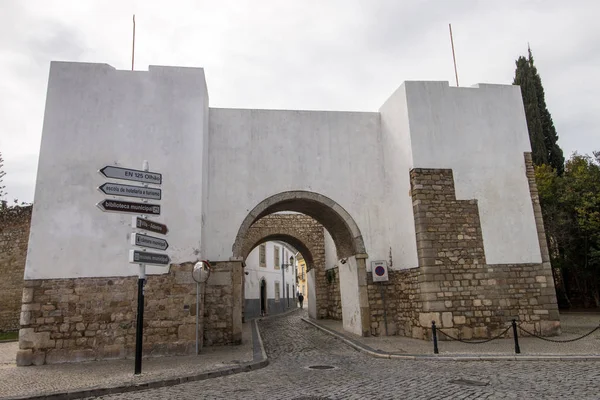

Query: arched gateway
left=233, top=192, right=370, bottom=335
left=18, top=62, right=560, bottom=365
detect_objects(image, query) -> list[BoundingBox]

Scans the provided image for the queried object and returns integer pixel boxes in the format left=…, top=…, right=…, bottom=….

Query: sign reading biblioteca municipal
left=97, top=199, right=161, bottom=215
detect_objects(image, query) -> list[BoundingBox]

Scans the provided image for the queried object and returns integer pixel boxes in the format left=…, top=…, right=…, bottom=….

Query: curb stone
left=1, top=320, right=269, bottom=400
left=301, top=317, right=600, bottom=362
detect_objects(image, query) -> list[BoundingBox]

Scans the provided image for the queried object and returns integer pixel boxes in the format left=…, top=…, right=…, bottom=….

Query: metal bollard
left=512, top=319, right=521, bottom=354
left=432, top=321, right=439, bottom=354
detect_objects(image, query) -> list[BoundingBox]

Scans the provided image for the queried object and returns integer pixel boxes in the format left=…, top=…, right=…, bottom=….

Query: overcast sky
left=1, top=0, right=598, bottom=203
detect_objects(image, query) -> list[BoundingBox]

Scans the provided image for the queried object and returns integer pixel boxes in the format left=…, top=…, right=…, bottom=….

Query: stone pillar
left=355, top=254, right=371, bottom=337
left=231, top=261, right=243, bottom=344
left=338, top=255, right=370, bottom=337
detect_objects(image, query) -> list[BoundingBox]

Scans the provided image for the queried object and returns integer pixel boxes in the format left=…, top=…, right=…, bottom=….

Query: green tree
left=514, top=47, right=565, bottom=174
left=536, top=151, right=600, bottom=307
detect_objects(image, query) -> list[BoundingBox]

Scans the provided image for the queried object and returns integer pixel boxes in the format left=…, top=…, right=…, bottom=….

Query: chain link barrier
left=518, top=324, right=600, bottom=343
left=436, top=325, right=512, bottom=344
left=430, top=319, right=600, bottom=354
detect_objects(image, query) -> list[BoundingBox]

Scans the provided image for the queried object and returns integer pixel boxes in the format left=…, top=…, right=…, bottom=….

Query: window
left=274, top=245, right=280, bottom=269
left=259, top=244, right=266, bottom=268
left=274, top=282, right=280, bottom=302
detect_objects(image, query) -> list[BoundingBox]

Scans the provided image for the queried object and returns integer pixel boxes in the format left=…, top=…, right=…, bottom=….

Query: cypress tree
left=513, top=47, right=565, bottom=174
left=528, top=48, right=565, bottom=175
left=514, top=54, right=547, bottom=166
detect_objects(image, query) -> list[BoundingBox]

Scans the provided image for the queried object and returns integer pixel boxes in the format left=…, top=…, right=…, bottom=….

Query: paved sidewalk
left=0, top=321, right=265, bottom=400
left=304, top=312, right=600, bottom=359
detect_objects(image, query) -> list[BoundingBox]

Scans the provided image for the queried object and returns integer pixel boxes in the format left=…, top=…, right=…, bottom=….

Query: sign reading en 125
left=100, top=166, right=162, bottom=185
left=129, top=250, right=170, bottom=266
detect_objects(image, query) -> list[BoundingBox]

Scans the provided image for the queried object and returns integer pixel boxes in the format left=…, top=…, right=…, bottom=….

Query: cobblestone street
left=93, top=310, right=600, bottom=400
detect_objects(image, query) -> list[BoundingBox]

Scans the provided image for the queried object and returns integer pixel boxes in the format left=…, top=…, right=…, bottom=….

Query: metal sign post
left=97, top=160, right=167, bottom=376
left=134, top=160, right=151, bottom=376
left=192, top=261, right=211, bottom=355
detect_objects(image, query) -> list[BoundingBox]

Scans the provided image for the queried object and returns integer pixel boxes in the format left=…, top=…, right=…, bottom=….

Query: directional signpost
left=99, top=182, right=161, bottom=200
left=97, top=199, right=161, bottom=215
left=99, top=165, right=162, bottom=184
left=97, top=161, right=169, bottom=375
left=132, top=216, right=168, bottom=235
left=131, top=233, right=169, bottom=251
left=129, top=250, right=171, bottom=265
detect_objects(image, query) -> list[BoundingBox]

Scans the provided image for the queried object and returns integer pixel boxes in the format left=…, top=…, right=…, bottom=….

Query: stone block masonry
left=325, top=267, right=342, bottom=320
left=17, top=262, right=238, bottom=366
left=367, top=269, right=421, bottom=337
left=0, top=205, right=32, bottom=332
left=408, top=153, right=560, bottom=340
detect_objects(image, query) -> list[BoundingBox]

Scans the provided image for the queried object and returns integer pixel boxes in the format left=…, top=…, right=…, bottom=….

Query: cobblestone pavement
left=94, top=310, right=600, bottom=400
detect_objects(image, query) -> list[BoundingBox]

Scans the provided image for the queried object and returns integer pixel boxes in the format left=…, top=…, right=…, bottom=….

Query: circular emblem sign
left=375, top=265, right=386, bottom=276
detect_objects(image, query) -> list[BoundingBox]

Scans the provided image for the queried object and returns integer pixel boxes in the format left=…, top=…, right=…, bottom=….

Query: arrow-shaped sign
left=131, top=233, right=169, bottom=251
left=100, top=166, right=162, bottom=185
left=98, top=183, right=162, bottom=200
left=97, top=199, right=161, bottom=216
left=129, top=250, right=170, bottom=266
left=132, top=216, right=169, bottom=235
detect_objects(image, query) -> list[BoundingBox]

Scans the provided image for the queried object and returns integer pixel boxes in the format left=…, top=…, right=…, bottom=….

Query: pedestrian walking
left=298, top=293, right=304, bottom=309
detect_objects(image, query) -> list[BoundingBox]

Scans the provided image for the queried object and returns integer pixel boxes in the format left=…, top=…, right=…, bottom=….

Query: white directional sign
left=99, top=183, right=162, bottom=200
left=129, top=250, right=170, bottom=266
left=131, top=233, right=169, bottom=251
left=100, top=166, right=162, bottom=185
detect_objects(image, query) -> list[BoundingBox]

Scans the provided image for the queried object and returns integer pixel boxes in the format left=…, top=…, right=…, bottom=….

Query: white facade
left=25, top=62, right=540, bottom=281
left=244, top=241, right=297, bottom=316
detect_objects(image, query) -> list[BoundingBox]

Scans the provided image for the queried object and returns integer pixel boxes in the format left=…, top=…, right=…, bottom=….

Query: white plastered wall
left=244, top=241, right=296, bottom=301
left=404, top=82, right=541, bottom=264
left=25, top=62, right=209, bottom=279
left=379, top=83, right=419, bottom=270
left=205, top=109, right=388, bottom=263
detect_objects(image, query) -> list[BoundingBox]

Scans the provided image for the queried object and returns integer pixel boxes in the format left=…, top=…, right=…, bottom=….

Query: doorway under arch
left=259, top=278, right=267, bottom=317
left=233, top=191, right=370, bottom=336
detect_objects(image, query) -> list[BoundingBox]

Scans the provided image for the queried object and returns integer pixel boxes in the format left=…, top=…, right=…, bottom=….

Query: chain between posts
left=518, top=324, right=600, bottom=343
left=429, top=319, right=600, bottom=354
left=436, top=324, right=512, bottom=344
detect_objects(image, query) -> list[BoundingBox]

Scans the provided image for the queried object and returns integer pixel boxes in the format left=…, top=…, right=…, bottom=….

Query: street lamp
left=281, top=255, right=295, bottom=310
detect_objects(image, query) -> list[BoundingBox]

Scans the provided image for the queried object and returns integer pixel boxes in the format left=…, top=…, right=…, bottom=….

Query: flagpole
left=132, top=15, right=136, bottom=71
left=449, top=23, right=459, bottom=87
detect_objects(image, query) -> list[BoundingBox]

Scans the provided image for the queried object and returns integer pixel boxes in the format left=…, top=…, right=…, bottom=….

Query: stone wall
left=367, top=269, right=421, bottom=337
left=325, top=267, right=342, bottom=320
left=0, top=205, right=32, bottom=332
left=204, top=261, right=242, bottom=346
left=409, top=156, right=560, bottom=340
left=17, top=262, right=241, bottom=366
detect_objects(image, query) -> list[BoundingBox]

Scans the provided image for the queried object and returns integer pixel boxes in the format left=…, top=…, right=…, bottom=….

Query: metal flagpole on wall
left=132, top=15, right=136, bottom=71
left=449, top=23, right=459, bottom=87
